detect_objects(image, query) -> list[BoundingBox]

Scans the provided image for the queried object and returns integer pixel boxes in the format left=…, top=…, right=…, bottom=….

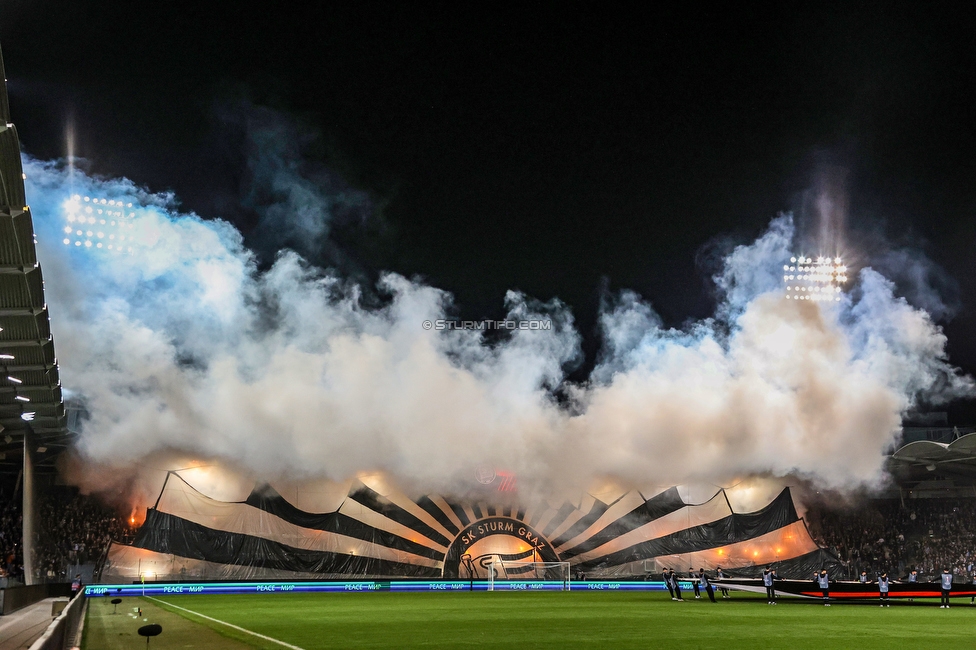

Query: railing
left=28, top=594, right=86, bottom=650
left=0, top=583, right=71, bottom=615
left=92, top=543, right=113, bottom=583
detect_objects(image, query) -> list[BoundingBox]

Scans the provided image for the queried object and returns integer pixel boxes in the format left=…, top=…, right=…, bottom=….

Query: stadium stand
left=805, top=496, right=976, bottom=582
left=1, top=481, right=133, bottom=586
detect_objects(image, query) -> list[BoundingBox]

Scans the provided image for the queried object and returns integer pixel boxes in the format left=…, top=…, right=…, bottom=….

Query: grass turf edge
left=145, top=595, right=287, bottom=650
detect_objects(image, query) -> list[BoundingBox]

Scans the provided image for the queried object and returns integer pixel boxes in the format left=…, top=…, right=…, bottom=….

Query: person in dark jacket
left=818, top=570, right=830, bottom=606
left=689, top=568, right=701, bottom=599
left=669, top=568, right=684, bottom=601
left=663, top=568, right=675, bottom=600
left=716, top=567, right=730, bottom=599
left=878, top=572, right=890, bottom=607
left=940, top=568, right=952, bottom=608
left=762, top=566, right=777, bottom=604
left=699, top=568, right=716, bottom=603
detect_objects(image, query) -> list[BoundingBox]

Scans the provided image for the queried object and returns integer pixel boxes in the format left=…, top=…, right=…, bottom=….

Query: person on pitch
left=669, top=568, right=684, bottom=601
left=663, top=568, right=675, bottom=600
left=859, top=571, right=868, bottom=583
left=878, top=572, right=890, bottom=607
left=689, top=568, right=701, bottom=599
left=940, top=567, right=952, bottom=608
left=762, top=566, right=777, bottom=605
left=970, top=571, right=976, bottom=605
left=908, top=568, right=917, bottom=602
left=818, top=569, right=830, bottom=606
left=699, top=568, right=716, bottom=603
left=716, top=567, right=730, bottom=599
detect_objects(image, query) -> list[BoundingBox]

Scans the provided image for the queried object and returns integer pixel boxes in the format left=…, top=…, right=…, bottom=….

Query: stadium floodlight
left=14, top=395, right=30, bottom=402
left=7, top=376, right=22, bottom=383
left=784, top=254, right=848, bottom=302
left=0, top=354, right=14, bottom=361
left=62, top=194, right=140, bottom=255
left=20, top=412, right=35, bottom=421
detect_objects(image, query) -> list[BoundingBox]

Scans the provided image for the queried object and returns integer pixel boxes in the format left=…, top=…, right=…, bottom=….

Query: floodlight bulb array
left=62, top=195, right=137, bottom=254
left=783, top=255, right=847, bottom=302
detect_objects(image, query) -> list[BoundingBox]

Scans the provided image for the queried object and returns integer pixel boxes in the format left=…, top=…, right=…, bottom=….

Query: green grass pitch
left=83, top=591, right=976, bottom=649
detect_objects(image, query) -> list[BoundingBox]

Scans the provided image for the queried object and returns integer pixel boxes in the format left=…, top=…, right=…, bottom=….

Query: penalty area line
left=145, top=596, right=305, bottom=650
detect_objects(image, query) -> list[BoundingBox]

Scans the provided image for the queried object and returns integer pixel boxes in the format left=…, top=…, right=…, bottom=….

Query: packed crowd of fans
left=805, top=497, right=976, bottom=581
left=0, top=484, right=135, bottom=584
left=1, top=486, right=24, bottom=583
left=35, top=488, right=136, bottom=582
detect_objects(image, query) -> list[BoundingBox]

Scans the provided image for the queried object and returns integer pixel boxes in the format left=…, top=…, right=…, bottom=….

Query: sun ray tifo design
left=101, top=473, right=841, bottom=583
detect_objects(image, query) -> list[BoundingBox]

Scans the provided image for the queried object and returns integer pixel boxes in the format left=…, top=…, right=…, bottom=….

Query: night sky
left=3, top=3, right=975, bottom=420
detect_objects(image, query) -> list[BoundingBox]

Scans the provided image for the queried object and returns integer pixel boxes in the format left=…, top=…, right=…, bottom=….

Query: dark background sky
left=2, top=3, right=975, bottom=420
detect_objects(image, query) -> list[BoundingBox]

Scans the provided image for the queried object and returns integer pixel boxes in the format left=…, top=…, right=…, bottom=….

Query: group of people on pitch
left=662, top=567, right=730, bottom=602
left=761, top=566, right=958, bottom=607
left=665, top=565, right=960, bottom=607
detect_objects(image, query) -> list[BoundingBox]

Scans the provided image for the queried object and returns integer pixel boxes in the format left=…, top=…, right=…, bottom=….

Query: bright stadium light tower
left=62, top=194, right=137, bottom=254
left=782, top=255, right=848, bottom=302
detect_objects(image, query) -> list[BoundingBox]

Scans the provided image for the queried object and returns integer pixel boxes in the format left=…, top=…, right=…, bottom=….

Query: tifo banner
left=100, top=472, right=841, bottom=583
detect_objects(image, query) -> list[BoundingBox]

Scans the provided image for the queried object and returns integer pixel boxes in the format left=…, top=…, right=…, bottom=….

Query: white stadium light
left=7, top=376, right=22, bottom=383
left=14, top=395, right=30, bottom=402
left=63, top=194, right=145, bottom=255
left=784, top=254, right=848, bottom=302
left=20, top=412, right=35, bottom=422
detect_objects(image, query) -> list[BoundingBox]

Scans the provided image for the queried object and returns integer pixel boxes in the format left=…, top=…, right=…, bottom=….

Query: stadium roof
left=888, top=430, right=976, bottom=486
left=0, top=44, right=69, bottom=472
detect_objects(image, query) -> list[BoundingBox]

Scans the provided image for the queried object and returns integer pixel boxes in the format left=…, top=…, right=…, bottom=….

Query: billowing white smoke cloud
left=23, top=156, right=973, bottom=498
left=575, top=227, right=972, bottom=488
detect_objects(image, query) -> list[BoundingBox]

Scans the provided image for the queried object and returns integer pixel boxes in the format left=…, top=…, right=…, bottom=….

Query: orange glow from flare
left=128, top=507, right=145, bottom=527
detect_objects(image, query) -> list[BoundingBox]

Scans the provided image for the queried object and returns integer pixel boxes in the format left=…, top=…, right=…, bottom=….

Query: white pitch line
left=145, top=596, right=305, bottom=650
